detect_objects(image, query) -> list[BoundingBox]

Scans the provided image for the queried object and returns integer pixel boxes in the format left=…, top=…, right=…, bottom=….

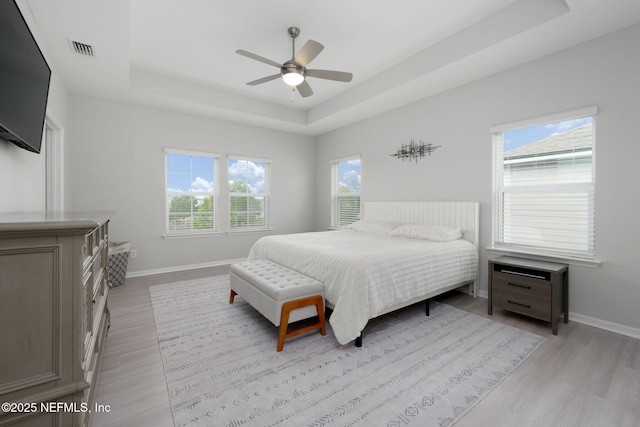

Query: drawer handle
left=508, top=282, right=531, bottom=290
left=508, top=300, right=531, bottom=309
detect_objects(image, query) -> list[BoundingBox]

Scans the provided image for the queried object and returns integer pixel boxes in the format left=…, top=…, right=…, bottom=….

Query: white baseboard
left=125, top=258, right=245, bottom=279
left=568, top=312, right=640, bottom=340
left=476, top=292, right=640, bottom=340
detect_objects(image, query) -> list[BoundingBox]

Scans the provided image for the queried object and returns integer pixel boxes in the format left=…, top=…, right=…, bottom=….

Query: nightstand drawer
left=492, top=271, right=550, bottom=300
left=492, top=292, right=551, bottom=322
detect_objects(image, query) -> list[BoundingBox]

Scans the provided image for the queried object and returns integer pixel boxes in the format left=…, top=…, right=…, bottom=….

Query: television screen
left=0, top=0, right=51, bottom=154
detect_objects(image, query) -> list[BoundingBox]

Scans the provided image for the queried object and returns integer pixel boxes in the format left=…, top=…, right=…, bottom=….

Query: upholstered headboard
left=362, top=201, right=480, bottom=251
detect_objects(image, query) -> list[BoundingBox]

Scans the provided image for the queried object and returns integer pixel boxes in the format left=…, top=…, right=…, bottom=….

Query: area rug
left=150, top=275, right=544, bottom=427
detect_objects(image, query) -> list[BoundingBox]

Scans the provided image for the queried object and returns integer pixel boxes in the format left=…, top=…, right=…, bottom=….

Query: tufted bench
left=229, top=259, right=326, bottom=351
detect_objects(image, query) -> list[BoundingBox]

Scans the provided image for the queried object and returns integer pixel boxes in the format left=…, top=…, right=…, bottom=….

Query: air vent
left=69, top=40, right=95, bottom=57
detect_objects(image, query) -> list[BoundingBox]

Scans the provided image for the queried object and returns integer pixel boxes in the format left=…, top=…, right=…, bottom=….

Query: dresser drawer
left=492, top=271, right=550, bottom=300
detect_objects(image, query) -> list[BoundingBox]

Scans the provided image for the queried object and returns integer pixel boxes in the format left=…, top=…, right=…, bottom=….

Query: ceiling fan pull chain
left=291, top=87, right=295, bottom=103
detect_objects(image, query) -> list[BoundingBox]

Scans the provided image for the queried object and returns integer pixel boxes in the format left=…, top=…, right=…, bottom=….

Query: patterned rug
left=150, top=275, right=544, bottom=427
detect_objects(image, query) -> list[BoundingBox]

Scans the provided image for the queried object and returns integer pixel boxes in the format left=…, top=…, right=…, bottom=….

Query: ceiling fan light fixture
left=282, top=68, right=304, bottom=86
left=237, top=27, right=351, bottom=98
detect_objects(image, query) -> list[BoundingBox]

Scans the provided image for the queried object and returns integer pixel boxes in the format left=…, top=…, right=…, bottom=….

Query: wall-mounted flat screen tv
left=0, top=0, right=51, bottom=154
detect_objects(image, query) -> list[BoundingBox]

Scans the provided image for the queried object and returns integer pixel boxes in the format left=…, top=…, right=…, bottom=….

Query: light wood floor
left=92, top=267, right=640, bottom=427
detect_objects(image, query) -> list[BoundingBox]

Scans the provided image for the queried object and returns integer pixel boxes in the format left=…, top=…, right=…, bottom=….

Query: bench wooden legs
left=230, top=289, right=326, bottom=352
left=277, top=295, right=326, bottom=352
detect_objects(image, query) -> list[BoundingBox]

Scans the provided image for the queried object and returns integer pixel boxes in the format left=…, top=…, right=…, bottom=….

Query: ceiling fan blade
left=296, top=80, right=313, bottom=97
left=246, top=74, right=281, bottom=86
left=236, top=50, right=282, bottom=69
left=306, top=69, right=353, bottom=82
left=294, top=40, right=324, bottom=67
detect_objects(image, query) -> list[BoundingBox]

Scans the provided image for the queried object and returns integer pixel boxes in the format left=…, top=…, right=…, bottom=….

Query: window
left=165, top=149, right=219, bottom=235
left=331, top=156, right=361, bottom=228
left=228, top=156, right=271, bottom=231
left=490, top=106, right=596, bottom=259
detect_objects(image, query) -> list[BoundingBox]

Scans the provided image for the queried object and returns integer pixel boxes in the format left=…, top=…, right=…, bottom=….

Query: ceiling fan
left=236, top=27, right=353, bottom=98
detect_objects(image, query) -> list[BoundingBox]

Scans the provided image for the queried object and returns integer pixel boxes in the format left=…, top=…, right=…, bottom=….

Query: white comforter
left=247, top=230, right=478, bottom=345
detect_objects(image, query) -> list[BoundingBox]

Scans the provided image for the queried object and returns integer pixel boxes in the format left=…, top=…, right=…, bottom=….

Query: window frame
left=227, top=155, right=272, bottom=233
left=489, top=106, right=597, bottom=263
left=164, top=148, right=220, bottom=238
left=330, top=155, right=361, bottom=229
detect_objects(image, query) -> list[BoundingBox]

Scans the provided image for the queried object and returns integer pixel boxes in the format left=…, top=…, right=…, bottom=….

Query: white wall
left=315, top=24, right=640, bottom=336
left=67, top=96, right=316, bottom=274
left=0, top=139, right=45, bottom=213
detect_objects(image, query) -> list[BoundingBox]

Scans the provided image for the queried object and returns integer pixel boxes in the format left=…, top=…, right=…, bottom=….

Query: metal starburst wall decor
left=390, top=140, right=441, bottom=162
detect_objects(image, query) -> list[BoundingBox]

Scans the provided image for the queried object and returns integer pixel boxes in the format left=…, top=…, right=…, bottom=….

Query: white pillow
left=389, top=224, right=463, bottom=242
left=350, top=220, right=404, bottom=235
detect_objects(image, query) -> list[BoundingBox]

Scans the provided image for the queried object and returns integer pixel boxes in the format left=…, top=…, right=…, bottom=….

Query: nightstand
left=488, top=256, right=568, bottom=334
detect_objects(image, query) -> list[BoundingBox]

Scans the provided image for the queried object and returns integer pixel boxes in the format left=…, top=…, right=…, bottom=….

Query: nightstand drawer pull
left=507, top=300, right=531, bottom=309
left=508, top=282, right=531, bottom=290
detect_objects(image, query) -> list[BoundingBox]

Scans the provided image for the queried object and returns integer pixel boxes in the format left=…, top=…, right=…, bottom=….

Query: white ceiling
left=19, top=0, right=640, bottom=135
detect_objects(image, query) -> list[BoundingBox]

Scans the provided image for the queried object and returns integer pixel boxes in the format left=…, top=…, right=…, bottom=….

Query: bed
left=247, top=201, right=480, bottom=345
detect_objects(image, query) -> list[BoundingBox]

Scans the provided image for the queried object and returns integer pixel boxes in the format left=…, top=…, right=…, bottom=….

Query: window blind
left=164, top=148, right=219, bottom=235
left=228, top=155, right=271, bottom=231
left=491, top=109, right=596, bottom=259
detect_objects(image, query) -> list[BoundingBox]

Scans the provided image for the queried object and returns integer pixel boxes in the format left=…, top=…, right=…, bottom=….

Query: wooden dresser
left=0, top=212, right=112, bottom=426
left=488, top=256, right=568, bottom=335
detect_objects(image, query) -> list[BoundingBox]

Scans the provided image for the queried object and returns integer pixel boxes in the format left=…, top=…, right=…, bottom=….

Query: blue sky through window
left=339, top=158, right=361, bottom=191
left=228, top=159, right=267, bottom=194
left=166, top=154, right=269, bottom=194
left=166, top=153, right=214, bottom=192
left=504, top=117, right=592, bottom=152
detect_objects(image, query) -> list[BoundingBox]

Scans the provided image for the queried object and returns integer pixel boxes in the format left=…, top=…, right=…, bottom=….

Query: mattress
left=248, top=229, right=478, bottom=345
